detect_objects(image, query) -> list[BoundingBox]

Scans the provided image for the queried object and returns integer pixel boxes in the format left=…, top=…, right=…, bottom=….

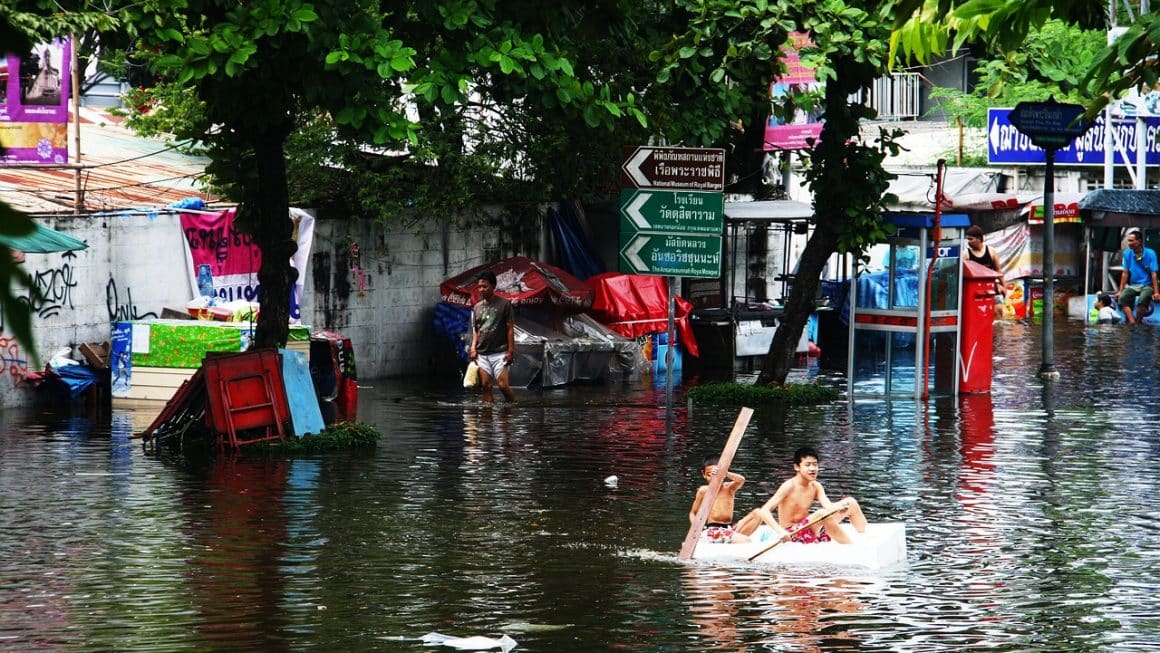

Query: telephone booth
left=847, top=213, right=971, bottom=399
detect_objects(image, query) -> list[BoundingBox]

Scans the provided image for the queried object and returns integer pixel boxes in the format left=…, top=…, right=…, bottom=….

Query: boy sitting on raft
left=688, top=455, right=752, bottom=543
left=734, top=445, right=868, bottom=544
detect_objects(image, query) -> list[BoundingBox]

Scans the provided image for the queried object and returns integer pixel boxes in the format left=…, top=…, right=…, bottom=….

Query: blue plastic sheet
left=434, top=302, right=471, bottom=360
left=547, top=203, right=605, bottom=280
left=53, top=364, right=100, bottom=399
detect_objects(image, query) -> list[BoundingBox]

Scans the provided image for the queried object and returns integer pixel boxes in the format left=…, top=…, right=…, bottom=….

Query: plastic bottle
left=197, top=264, right=215, bottom=298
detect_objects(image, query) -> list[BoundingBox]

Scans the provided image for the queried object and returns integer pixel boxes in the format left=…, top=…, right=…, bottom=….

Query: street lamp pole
left=1040, top=148, right=1058, bottom=380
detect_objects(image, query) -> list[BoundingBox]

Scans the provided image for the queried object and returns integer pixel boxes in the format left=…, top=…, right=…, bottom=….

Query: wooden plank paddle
left=677, top=406, right=754, bottom=560
left=746, top=501, right=847, bottom=562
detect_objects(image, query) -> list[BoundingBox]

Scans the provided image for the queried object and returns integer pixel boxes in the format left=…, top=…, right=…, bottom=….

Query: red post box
left=960, top=261, right=1002, bottom=393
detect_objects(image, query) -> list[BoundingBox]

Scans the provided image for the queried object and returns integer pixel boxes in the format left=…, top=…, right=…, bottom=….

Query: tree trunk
left=251, top=133, right=295, bottom=350
left=756, top=56, right=866, bottom=387
left=756, top=225, right=838, bottom=385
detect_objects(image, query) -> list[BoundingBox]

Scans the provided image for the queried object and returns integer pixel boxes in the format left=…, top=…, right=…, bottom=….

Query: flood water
left=2, top=320, right=1158, bottom=652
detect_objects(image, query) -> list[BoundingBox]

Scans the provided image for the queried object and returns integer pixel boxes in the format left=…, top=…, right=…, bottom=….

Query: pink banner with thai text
left=180, top=208, right=315, bottom=324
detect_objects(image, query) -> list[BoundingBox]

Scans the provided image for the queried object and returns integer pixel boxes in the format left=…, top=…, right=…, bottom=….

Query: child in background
left=689, top=456, right=751, bottom=544
left=1095, top=293, right=1121, bottom=325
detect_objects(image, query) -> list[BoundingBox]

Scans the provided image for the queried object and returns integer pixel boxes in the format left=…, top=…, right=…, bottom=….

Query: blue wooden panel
left=280, top=349, right=326, bottom=436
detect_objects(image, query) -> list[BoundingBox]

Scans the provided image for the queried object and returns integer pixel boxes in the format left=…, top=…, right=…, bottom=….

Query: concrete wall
left=1, top=207, right=542, bottom=407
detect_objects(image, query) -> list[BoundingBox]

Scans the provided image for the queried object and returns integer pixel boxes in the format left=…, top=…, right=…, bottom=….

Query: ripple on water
left=1, top=323, right=1159, bottom=650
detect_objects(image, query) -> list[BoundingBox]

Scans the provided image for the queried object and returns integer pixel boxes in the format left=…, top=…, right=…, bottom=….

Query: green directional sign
left=618, top=232, right=722, bottom=278
left=618, top=189, right=724, bottom=235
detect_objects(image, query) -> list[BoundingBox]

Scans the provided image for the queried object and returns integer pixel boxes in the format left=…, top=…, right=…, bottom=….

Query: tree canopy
left=927, top=20, right=1106, bottom=129
left=113, top=0, right=671, bottom=347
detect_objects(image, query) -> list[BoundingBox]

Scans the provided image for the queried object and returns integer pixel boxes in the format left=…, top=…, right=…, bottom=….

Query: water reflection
left=1, top=322, right=1160, bottom=650
left=682, top=565, right=872, bottom=652
left=186, top=458, right=291, bottom=648
left=955, top=393, right=1001, bottom=558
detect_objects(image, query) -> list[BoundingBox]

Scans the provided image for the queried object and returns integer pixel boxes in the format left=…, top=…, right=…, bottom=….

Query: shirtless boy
left=688, top=456, right=751, bottom=544
left=735, top=446, right=867, bottom=544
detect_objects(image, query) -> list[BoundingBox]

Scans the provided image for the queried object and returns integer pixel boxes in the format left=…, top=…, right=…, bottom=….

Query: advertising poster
left=0, top=38, right=71, bottom=164
left=764, top=32, right=824, bottom=151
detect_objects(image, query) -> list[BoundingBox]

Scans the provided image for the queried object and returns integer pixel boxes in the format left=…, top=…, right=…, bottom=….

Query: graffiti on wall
left=105, top=277, right=159, bottom=322
left=24, top=251, right=78, bottom=319
left=0, top=251, right=77, bottom=333
left=0, top=335, right=29, bottom=384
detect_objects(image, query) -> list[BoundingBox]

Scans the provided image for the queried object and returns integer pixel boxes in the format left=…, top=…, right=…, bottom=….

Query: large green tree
left=653, top=0, right=904, bottom=386
left=115, top=0, right=662, bottom=348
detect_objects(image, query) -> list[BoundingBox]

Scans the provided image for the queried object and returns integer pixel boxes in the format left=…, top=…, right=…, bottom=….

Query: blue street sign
left=988, top=108, right=1160, bottom=166
left=1008, top=100, right=1090, bottom=145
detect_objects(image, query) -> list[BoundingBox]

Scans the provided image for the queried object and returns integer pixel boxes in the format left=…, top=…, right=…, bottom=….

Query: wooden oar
left=678, top=406, right=754, bottom=561
left=746, top=502, right=847, bottom=562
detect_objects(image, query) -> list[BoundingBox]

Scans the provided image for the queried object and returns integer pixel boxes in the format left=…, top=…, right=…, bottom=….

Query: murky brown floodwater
left=2, top=319, right=1158, bottom=651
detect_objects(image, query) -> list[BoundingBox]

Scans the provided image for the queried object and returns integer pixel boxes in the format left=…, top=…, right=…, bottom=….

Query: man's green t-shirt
left=472, top=296, right=514, bottom=354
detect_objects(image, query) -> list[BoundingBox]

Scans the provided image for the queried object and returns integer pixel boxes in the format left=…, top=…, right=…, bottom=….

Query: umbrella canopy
left=587, top=272, right=699, bottom=357
left=440, top=255, right=593, bottom=311
left=0, top=222, right=88, bottom=253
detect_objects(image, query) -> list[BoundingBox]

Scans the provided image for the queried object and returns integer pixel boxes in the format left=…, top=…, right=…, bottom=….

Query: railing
left=854, top=72, right=922, bottom=121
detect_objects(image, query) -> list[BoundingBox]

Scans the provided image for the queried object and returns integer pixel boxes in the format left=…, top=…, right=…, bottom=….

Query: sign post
left=619, top=146, right=725, bottom=419
left=1007, top=99, right=1092, bottom=381
left=618, top=148, right=725, bottom=278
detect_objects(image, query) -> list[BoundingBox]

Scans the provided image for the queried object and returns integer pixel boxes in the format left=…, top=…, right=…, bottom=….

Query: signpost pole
left=666, top=276, right=677, bottom=416
left=1040, top=148, right=1058, bottom=380
left=1005, top=98, right=1092, bottom=383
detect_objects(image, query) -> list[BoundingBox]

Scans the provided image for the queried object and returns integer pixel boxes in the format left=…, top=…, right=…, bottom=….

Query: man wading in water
left=469, top=271, right=517, bottom=403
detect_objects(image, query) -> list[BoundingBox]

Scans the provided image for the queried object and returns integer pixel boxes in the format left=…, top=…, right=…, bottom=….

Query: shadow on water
left=2, top=320, right=1159, bottom=650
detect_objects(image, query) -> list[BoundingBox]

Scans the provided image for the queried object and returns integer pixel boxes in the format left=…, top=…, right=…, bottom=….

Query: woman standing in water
left=964, top=224, right=1006, bottom=297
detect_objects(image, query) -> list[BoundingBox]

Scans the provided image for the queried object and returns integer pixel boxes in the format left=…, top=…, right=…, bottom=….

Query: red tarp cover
left=440, top=256, right=593, bottom=311
left=587, top=273, right=699, bottom=358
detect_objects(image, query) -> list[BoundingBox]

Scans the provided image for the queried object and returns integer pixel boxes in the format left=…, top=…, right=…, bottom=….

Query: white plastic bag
left=463, top=361, right=480, bottom=388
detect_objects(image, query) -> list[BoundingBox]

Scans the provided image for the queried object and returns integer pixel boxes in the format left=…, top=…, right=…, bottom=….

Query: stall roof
left=723, top=199, right=813, bottom=223
left=885, top=167, right=1004, bottom=211
left=1079, top=189, right=1160, bottom=227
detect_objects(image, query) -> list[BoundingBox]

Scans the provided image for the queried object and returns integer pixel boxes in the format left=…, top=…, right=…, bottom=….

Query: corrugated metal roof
left=0, top=107, right=225, bottom=215
left=1079, top=189, right=1160, bottom=216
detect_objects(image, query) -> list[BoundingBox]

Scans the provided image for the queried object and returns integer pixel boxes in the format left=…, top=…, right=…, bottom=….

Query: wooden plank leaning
left=677, top=406, right=754, bottom=561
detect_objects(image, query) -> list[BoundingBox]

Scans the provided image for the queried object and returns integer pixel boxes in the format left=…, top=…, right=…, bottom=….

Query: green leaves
left=0, top=201, right=39, bottom=361
left=927, top=19, right=1103, bottom=128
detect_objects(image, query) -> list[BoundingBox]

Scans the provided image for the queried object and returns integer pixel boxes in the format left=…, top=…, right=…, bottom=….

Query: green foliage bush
left=280, top=421, right=383, bottom=453
left=236, top=421, right=383, bottom=456
left=686, top=382, right=839, bottom=406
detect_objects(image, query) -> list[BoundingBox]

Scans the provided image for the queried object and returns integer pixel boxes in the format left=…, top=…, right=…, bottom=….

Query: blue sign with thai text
left=987, top=108, right=1160, bottom=166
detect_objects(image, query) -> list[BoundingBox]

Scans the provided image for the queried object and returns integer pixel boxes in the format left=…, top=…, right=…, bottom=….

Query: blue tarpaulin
left=53, top=364, right=101, bottom=399
left=434, top=302, right=472, bottom=360
left=547, top=202, right=604, bottom=280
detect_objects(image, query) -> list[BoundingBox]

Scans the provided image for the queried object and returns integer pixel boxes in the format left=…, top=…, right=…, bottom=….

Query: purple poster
left=0, top=38, right=72, bottom=164
left=764, top=32, right=824, bottom=151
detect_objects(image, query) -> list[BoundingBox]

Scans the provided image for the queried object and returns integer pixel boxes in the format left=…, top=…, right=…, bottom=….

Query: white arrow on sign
left=622, top=148, right=651, bottom=188
left=624, top=191, right=652, bottom=230
left=623, top=235, right=648, bottom=271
